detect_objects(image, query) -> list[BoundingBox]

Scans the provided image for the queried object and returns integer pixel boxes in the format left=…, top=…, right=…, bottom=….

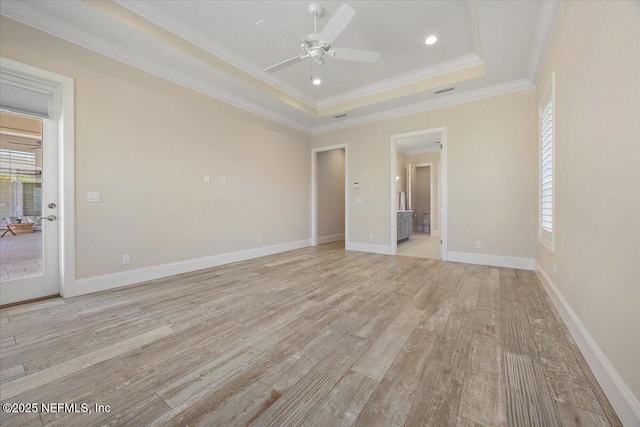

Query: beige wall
left=410, top=166, right=417, bottom=219
left=413, top=166, right=431, bottom=230
left=0, top=17, right=312, bottom=280
left=317, top=148, right=345, bottom=238
left=312, top=89, right=537, bottom=257
left=535, top=1, right=640, bottom=402
left=407, top=151, right=441, bottom=232
left=396, top=150, right=407, bottom=195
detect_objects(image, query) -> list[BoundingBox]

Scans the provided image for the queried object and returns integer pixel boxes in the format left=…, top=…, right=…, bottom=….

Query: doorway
left=390, top=128, right=447, bottom=259
left=400, top=162, right=440, bottom=258
left=311, top=144, right=348, bottom=247
left=0, top=58, right=74, bottom=305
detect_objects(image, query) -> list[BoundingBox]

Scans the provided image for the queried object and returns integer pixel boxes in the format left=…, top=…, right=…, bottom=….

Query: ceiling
left=136, top=1, right=476, bottom=100
left=0, top=1, right=561, bottom=133
left=397, top=133, right=442, bottom=155
left=0, top=134, right=42, bottom=150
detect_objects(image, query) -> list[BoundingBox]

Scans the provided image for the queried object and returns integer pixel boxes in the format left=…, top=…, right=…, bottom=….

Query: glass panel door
left=0, top=111, right=59, bottom=304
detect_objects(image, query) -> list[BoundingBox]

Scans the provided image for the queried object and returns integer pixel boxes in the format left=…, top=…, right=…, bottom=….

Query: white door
left=0, top=77, right=60, bottom=305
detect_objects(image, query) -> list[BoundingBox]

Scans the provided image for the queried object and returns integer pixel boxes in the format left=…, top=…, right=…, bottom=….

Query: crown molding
left=0, top=0, right=312, bottom=134
left=311, top=78, right=534, bottom=134
left=316, top=54, right=484, bottom=110
left=115, top=0, right=318, bottom=110
left=118, top=1, right=486, bottom=115
left=527, top=0, right=562, bottom=85
left=120, top=1, right=487, bottom=116
left=1, top=1, right=543, bottom=137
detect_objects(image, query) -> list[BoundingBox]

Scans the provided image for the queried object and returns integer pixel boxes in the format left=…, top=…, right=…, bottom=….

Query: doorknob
left=40, top=215, right=57, bottom=222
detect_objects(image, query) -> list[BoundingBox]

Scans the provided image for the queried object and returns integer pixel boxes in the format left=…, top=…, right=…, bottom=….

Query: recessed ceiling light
left=312, top=78, right=322, bottom=85
left=425, top=36, right=438, bottom=45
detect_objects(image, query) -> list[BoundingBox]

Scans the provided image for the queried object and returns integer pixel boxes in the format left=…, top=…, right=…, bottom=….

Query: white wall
left=534, top=1, right=640, bottom=422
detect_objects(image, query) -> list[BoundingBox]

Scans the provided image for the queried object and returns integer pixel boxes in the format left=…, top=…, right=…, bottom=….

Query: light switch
left=353, top=181, right=360, bottom=189
left=204, top=175, right=210, bottom=183
left=88, top=192, right=101, bottom=202
left=221, top=177, right=227, bottom=184
left=355, top=198, right=363, bottom=204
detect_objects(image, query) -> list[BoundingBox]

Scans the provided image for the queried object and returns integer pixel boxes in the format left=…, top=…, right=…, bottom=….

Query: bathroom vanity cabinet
left=397, top=210, right=413, bottom=243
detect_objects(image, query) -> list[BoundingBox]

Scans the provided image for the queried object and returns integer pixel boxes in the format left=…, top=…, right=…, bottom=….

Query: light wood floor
left=0, top=242, right=620, bottom=426
left=397, top=232, right=441, bottom=259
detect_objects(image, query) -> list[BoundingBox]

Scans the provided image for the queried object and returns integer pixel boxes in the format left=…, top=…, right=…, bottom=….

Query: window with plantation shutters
left=539, top=74, right=555, bottom=252
left=540, top=99, right=553, bottom=230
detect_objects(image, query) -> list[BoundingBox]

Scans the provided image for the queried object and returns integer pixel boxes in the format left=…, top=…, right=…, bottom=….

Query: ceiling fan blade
left=330, top=48, right=380, bottom=62
left=264, top=55, right=308, bottom=73
left=255, top=20, right=300, bottom=45
left=319, top=3, right=356, bottom=46
left=5, top=141, right=42, bottom=147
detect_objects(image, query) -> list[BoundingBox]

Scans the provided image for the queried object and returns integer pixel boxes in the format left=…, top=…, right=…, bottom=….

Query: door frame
left=310, top=144, right=348, bottom=246
left=390, top=127, right=448, bottom=259
left=1, top=57, right=75, bottom=298
left=406, top=162, right=435, bottom=234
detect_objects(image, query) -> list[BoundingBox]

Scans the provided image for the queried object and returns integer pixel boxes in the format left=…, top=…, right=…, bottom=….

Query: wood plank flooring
left=0, top=242, right=621, bottom=426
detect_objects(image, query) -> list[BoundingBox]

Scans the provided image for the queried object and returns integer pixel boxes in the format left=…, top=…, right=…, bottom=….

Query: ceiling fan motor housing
left=307, top=4, right=324, bottom=17
left=303, top=32, right=331, bottom=56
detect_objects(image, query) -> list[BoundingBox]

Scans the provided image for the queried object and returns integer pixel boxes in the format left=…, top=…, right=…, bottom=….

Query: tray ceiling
left=0, top=0, right=560, bottom=133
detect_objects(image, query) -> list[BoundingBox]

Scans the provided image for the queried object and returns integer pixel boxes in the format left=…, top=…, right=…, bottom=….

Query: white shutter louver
left=540, top=98, right=553, bottom=232
left=0, top=81, right=50, bottom=119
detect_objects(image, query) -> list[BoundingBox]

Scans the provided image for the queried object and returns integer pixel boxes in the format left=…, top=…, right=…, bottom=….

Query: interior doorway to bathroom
left=402, top=162, right=440, bottom=258
left=390, top=128, right=447, bottom=260
left=311, top=145, right=347, bottom=248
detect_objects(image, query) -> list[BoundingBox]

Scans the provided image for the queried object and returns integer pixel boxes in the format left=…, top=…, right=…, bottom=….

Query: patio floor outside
left=0, top=231, right=42, bottom=281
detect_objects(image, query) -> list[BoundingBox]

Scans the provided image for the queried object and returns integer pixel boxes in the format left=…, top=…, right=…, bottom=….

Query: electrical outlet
left=221, top=176, right=227, bottom=184
left=257, top=236, right=262, bottom=243
left=369, top=233, right=374, bottom=240
left=122, top=254, right=130, bottom=265
left=475, top=240, right=481, bottom=249
left=204, top=175, right=210, bottom=183
left=553, top=265, right=559, bottom=278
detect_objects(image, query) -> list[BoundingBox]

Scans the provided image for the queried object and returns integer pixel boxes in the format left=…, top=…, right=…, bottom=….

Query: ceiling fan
left=8, top=141, right=42, bottom=150
left=256, top=3, right=380, bottom=81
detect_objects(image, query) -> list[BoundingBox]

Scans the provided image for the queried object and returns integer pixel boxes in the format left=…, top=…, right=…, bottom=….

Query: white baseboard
left=535, top=262, right=640, bottom=427
left=70, top=239, right=312, bottom=298
left=346, top=241, right=393, bottom=255
left=317, top=233, right=345, bottom=245
left=447, top=251, right=534, bottom=270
